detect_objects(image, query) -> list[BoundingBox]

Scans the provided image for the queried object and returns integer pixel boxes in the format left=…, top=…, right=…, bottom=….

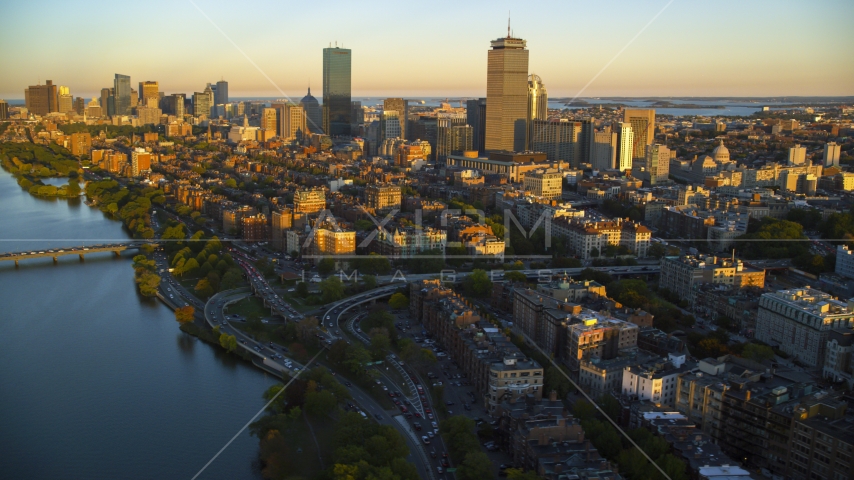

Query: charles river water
left=0, top=171, right=270, bottom=479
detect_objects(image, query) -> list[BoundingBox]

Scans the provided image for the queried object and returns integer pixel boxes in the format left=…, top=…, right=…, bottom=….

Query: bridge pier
left=53, top=256, right=58, bottom=263
left=14, top=259, right=18, bottom=267
left=113, top=251, right=120, bottom=257
left=79, top=254, right=84, bottom=261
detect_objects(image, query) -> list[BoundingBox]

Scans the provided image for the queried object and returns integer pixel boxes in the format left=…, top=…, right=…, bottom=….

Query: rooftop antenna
left=507, top=11, right=511, bottom=38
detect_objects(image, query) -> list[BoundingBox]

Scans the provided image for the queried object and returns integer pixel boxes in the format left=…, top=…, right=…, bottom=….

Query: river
left=0, top=171, right=272, bottom=480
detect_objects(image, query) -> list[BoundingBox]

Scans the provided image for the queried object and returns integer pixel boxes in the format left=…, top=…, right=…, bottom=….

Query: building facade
left=322, top=46, right=352, bottom=136
left=485, top=35, right=529, bottom=152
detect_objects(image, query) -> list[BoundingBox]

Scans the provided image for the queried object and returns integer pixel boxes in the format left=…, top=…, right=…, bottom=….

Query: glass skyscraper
left=322, top=46, right=352, bottom=136
left=114, top=74, right=131, bottom=115
left=215, top=80, right=228, bottom=105
left=484, top=35, right=529, bottom=153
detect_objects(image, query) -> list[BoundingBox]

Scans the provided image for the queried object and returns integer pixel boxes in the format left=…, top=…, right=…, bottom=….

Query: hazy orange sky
left=1, top=0, right=852, bottom=100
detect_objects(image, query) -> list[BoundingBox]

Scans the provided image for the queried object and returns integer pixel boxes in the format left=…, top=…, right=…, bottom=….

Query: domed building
left=299, top=87, right=323, bottom=134
left=712, top=139, right=730, bottom=163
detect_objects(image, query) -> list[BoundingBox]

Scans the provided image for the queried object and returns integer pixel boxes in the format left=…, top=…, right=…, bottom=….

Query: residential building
left=659, top=255, right=765, bottom=303
left=552, top=218, right=651, bottom=259
left=273, top=102, right=307, bottom=141
left=624, top=109, right=655, bottom=161
left=57, top=92, right=73, bottom=113
left=383, top=98, right=408, bottom=139
left=371, top=227, right=446, bottom=259
left=823, top=328, right=854, bottom=389
left=637, top=143, right=670, bottom=185
left=615, top=122, right=634, bottom=172
left=131, top=148, right=151, bottom=177
left=523, top=168, right=563, bottom=199
left=621, top=357, right=685, bottom=406
left=69, top=132, right=92, bottom=156
left=261, top=108, right=277, bottom=132
left=307, top=220, right=355, bottom=259
left=788, top=144, right=807, bottom=165
left=380, top=110, right=401, bottom=143
left=526, top=74, right=548, bottom=150
left=824, top=142, right=841, bottom=167
left=271, top=208, right=293, bottom=251
left=241, top=213, right=268, bottom=242
left=223, top=205, right=256, bottom=235
left=293, top=188, right=326, bottom=214
left=837, top=245, right=854, bottom=280
left=322, top=46, right=352, bottom=136
left=531, top=118, right=593, bottom=167
left=567, top=318, right=639, bottom=371
left=436, top=114, right=472, bottom=163
left=485, top=33, right=529, bottom=152
left=364, top=184, right=401, bottom=211
left=592, top=127, right=617, bottom=171
left=193, top=86, right=213, bottom=117
left=755, top=288, right=854, bottom=367
left=24, top=80, right=57, bottom=116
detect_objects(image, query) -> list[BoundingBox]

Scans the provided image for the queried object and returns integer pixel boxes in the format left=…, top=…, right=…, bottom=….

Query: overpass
left=0, top=242, right=157, bottom=266
left=370, top=264, right=660, bottom=285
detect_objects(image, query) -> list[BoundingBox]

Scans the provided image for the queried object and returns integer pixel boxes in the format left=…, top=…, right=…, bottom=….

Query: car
left=437, top=466, right=443, bottom=474
left=421, top=436, right=430, bottom=445
left=441, top=459, right=449, bottom=468
left=446, top=401, right=454, bottom=405
left=427, top=431, right=434, bottom=438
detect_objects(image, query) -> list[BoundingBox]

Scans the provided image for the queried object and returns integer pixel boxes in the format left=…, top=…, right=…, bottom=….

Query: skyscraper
left=24, top=80, right=57, bottom=116
left=531, top=118, right=590, bottom=167
left=272, top=103, right=307, bottom=142
left=526, top=74, right=548, bottom=150
left=788, top=144, right=807, bottom=165
left=380, top=110, right=401, bottom=142
left=215, top=80, right=228, bottom=105
left=351, top=101, right=363, bottom=134
left=193, top=86, right=213, bottom=117
left=299, top=87, right=322, bottom=134
left=466, top=98, right=487, bottom=154
left=383, top=98, right=408, bottom=139
left=261, top=108, right=278, bottom=132
left=642, top=144, right=670, bottom=185
left=0, top=99, right=9, bottom=120
left=139, top=81, right=159, bottom=107
left=322, top=46, right=352, bottom=136
left=100, top=88, right=113, bottom=117
left=623, top=109, right=655, bottom=161
left=484, top=30, right=529, bottom=153
left=437, top=114, right=473, bottom=163
left=114, top=74, right=132, bottom=115
left=592, top=127, right=617, bottom=171
left=615, top=123, right=634, bottom=172
left=57, top=86, right=73, bottom=113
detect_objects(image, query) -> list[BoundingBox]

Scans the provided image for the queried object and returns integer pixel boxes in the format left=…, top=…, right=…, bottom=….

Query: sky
left=1, top=0, right=852, bottom=101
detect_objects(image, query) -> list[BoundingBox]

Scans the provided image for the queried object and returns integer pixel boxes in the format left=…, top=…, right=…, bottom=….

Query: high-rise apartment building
left=100, top=88, right=113, bottom=117
left=0, top=99, right=8, bottom=120
left=69, top=133, right=92, bottom=156
left=24, top=80, right=58, bottom=116
left=641, top=143, right=670, bottom=185
left=526, top=74, right=548, bottom=150
left=322, top=46, right=352, bottom=136
left=261, top=108, right=277, bottom=133
left=485, top=32, right=529, bottom=153
left=365, top=184, right=402, bottom=211
left=271, top=208, right=293, bottom=251
left=74, top=97, right=85, bottom=115
left=380, top=110, right=401, bottom=143
left=436, top=114, right=472, bottom=163
left=592, top=127, right=617, bottom=170
left=114, top=74, right=132, bottom=115
left=215, top=80, right=228, bottom=105
left=138, top=81, right=159, bottom=107
left=299, top=87, right=322, bottom=134
left=466, top=98, right=487, bottom=154
left=131, top=148, right=151, bottom=176
left=624, top=109, right=655, bottom=161
left=788, top=144, right=807, bottom=165
left=383, top=98, right=408, bottom=139
left=824, top=142, right=841, bottom=167
left=615, top=122, right=634, bottom=172
left=58, top=90, right=73, bottom=114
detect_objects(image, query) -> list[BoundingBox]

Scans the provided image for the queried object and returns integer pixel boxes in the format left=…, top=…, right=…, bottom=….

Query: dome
left=712, top=140, right=730, bottom=162
left=300, top=87, right=319, bottom=106
left=299, top=87, right=323, bottom=134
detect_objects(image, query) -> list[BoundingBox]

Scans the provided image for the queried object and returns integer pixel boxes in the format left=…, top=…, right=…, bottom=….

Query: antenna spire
left=507, top=11, right=511, bottom=38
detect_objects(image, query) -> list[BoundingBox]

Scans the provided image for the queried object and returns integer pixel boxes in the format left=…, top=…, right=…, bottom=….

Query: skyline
left=1, top=0, right=853, bottom=100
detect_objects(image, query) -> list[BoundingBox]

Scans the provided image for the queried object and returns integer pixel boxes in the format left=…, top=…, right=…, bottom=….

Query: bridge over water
left=0, top=242, right=158, bottom=266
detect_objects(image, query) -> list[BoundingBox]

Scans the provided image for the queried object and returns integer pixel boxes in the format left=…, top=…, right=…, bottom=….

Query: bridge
left=0, top=242, right=158, bottom=266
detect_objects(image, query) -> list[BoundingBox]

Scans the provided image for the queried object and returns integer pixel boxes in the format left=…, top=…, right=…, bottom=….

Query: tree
left=296, top=316, right=319, bottom=344
left=219, top=333, right=237, bottom=352
left=194, top=278, right=214, bottom=298
left=220, top=268, right=244, bottom=290
left=320, top=276, right=345, bottom=303
left=590, top=247, right=600, bottom=257
left=318, top=257, right=336, bottom=275
left=506, top=469, right=541, bottom=480
left=463, top=269, right=493, bottom=298
left=295, top=281, right=309, bottom=298
left=504, top=270, right=528, bottom=283
left=457, top=451, right=494, bottom=480
left=370, top=332, right=391, bottom=361
left=362, top=275, right=377, bottom=291
left=175, top=305, right=195, bottom=324
left=304, top=389, right=338, bottom=417
left=647, top=242, right=667, bottom=258
left=742, top=343, right=775, bottom=363
left=388, top=293, right=409, bottom=310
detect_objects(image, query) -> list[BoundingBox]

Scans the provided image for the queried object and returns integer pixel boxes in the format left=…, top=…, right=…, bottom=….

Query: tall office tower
left=86, top=98, right=102, bottom=118
left=58, top=88, right=73, bottom=114
left=0, top=99, right=8, bottom=120
left=383, top=98, right=408, bottom=139
left=193, top=86, right=213, bottom=117
left=380, top=110, right=401, bottom=142
left=466, top=98, right=487, bottom=153
left=644, top=144, right=670, bottom=184
left=166, top=94, right=185, bottom=117
left=788, top=144, right=807, bottom=165
left=130, top=89, right=139, bottom=108
left=215, top=80, right=228, bottom=105
left=351, top=101, right=364, bottom=134
left=531, top=118, right=592, bottom=167
left=139, top=81, right=159, bottom=107
left=24, top=80, right=58, bottom=116
left=824, top=142, right=841, bottom=167
left=114, top=74, right=132, bottom=115
left=615, top=123, right=634, bottom=172
left=592, top=127, right=617, bottom=170
left=261, top=108, right=278, bottom=132
left=273, top=103, right=307, bottom=141
left=437, top=114, right=472, bottom=163
left=299, top=87, right=322, bottom=133
left=484, top=31, right=529, bottom=153
left=322, top=45, right=352, bottom=136
left=624, top=109, right=655, bottom=161
left=74, top=97, right=85, bottom=115
left=526, top=74, right=548, bottom=150
left=100, top=88, right=112, bottom=117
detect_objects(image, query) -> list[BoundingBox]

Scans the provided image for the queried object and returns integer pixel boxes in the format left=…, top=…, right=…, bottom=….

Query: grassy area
left=278, top=291, right=317, bottom=313
left=226, top=296, right=271, bottom=322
